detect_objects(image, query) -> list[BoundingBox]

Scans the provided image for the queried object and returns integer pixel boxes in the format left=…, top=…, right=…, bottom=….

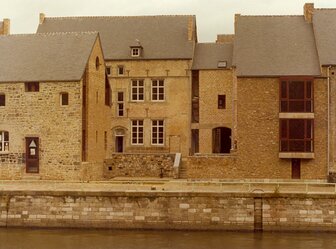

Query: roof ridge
left=239, top=14, right=303, bottom=17
left=1, top=31, right=98, bottom=37
left=44, top=14, right=195, bottom=20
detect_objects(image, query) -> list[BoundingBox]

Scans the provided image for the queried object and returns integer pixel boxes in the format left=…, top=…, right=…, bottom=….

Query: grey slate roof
left=192, top=43, right=233, bottom=70
left=37, top=15, right=195, bottom=60
left=0, top=32, right=98, bottom=83
left=233, top=15, right=321, bottom=76
left=313, top=9, right=336, bottom=65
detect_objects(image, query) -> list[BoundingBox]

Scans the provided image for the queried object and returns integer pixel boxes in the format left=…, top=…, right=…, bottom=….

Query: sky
left=1, top=0, right=336, bottom=42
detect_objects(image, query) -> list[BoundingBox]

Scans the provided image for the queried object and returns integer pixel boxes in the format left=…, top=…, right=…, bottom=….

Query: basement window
left=0, top=94, right=5, bottom=106
left=60, top=92, right=69, bottom=106
left=25, top=82, right=39, bottom=92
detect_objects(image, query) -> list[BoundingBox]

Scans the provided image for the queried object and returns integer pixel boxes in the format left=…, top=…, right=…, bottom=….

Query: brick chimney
left=1, top=19, right=10, bottom=35
left=216, top=34, right=234, bottom=44
left=304, top=3, right=314, bottom=23
left=39, top=13, right=45, bottom=24
left=188, top=16, right=194, bottom=41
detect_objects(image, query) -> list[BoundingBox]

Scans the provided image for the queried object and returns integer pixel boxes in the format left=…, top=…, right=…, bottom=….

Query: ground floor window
left=212, top=127, right=231, bottom=153
left=131, top=120, right=144, bottom=145
left=151, top=120, right=164, bottom=145
left=0, top=131, right=9, bottom=152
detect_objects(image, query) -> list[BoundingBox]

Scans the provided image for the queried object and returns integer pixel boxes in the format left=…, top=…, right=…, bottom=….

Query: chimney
left=216, top=34, right=234, bottom=44
left=39, top=13, right=45, bottom=24
left=234, top=14, right=241, bottom=34
left=1, top=19, right=10, bottom=35
left=304, top=3, right=314, bottom=23
left=188, top=16, right=194, bottom=41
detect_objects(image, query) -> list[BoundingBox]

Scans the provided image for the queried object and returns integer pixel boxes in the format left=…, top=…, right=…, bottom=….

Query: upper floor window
left=117, top=65, right=124, bottom=76
left=117, top=92, right=124, bottom=117
left=131, top=79, right=144, bottom=101
left=280, top=78, right=313, bottom=112
left=0, top=94, right=5, bottom=106
left=152, top=80, right=165, bottom=101
left=95, top=56, right=100, bottom=70
left=218, top=95, right=226, bottom=109
left=131, top=120, right=144, bottom=145
left=280, top=119, right=313, bottom=152
left=105, top=76, right=111, bottom=106
left=106, top=66, right=111, bottom=75
left=25, top=82, right=39, bottom=92
left=0, top=131, right=9, bottom=152
left=60, top=92, right=69, bottom=106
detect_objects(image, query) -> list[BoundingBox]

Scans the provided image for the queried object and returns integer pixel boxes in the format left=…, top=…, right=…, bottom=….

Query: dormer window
left=131, top=48, right=140, bottom=57
left=130, top=40, right=143, bottom=58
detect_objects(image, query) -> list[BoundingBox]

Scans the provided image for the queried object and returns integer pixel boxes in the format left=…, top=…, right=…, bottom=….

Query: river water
left=0, top=228, right=335, bottom=249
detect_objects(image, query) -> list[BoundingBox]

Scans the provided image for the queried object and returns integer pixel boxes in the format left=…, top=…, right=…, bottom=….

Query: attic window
left=0, top=94, right=5, bottom=106
left=217, top=61, right=227, bottom=68
left=131, top=48, right=141, bottom=57
left=95, top=56, right=100, bottom=70
left=25, top=82, right=39, bottom=92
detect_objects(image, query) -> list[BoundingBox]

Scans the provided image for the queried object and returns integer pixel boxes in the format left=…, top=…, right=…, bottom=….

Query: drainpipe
left=327, top=66, right=331, bottom=179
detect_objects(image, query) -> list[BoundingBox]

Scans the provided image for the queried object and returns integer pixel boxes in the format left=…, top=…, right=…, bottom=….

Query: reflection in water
left=0, top=228, right=335, bottom=249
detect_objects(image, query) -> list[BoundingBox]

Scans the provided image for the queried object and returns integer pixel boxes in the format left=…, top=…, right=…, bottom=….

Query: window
left=60, top=93, right=69, bottom=106
left=0, top=94, right=5, bottom=106
left=104, top=131, right=107, bottom=151
left=117, top=92, right=124, bottom=117
left=217, top=61, right=227, bottom=68
left=152, top=80, right=165, bottom=101
left=25, top=82, right=39, bottom=92
left=131, top=48, right=140, bottom=57
left=106, top=66, right=111, bottom=75
left=280, top=78, right=313, bottom=112
left=95, top=56, right=100, bottom=70
left=218, top=95, right=226, bottom=109
left=131, top=80, right=144, bottom=101
left=152, top=120, right=164, bottom=145
left=105, top=76, right=111, bottom=106
left=117, top=65, right=124, bottom=76
left=0, top=131, right=9, bottom=152
left=280, top=119, right=313, bottom=152
left=131, top=120, right=144, bottom=145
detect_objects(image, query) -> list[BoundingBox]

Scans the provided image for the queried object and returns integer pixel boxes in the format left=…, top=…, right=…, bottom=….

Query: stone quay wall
left=1, top=190, right=336, bottom=231
left=104, top=153, right=176, bottom=179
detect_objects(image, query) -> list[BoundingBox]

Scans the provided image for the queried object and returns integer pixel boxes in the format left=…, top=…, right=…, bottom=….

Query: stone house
left=0, top=32, right=111, bottom=180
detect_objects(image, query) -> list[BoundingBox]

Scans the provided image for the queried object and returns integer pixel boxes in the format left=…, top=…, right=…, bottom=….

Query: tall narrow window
left=0, top=94, right=5, bottom=106
left=117, top=65, right=124, bottom=76
left=0, top=131, right=9, bottom=152
left=60, top=92, right=69, bottom=106
left=131, top=120, right=144, bottom=145
left=104, top=131, right=107, bottom=151
left=117, top=92, right=124, bottom=117
left=95, top=56, right=100, bottom=70
left=152, top=120, right=164, bottom=145
left=25, top=82, right=39, bottom=92
left=105, top=76, right=111, bottom=106
left=280, top=78, right=313, bottom=112
left=106, top=66, right=111, bottom=75
left=280, top=119, right=313, bottom=152
left=131, top=80, right=144, bottom=101
left=152, top=80, right=165, bottom=101
left=218, top=95, right=226, bottom=109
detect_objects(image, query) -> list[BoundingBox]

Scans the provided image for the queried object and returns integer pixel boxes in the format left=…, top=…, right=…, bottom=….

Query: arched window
left=0, top=131, right=9, bottom=152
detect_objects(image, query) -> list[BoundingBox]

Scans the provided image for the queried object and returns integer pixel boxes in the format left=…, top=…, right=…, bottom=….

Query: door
left=116, top=136, right=123, bottom=153
left=291, top=158, right=301, bottom=179
left=25, top=137, right=39, bottom=173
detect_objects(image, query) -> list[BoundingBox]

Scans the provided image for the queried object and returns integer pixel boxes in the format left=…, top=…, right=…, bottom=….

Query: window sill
left=279, top=113, right=314, bottom=119
left=279, top=152, right=314, bottom=159
left=0, top=151, right=10, bottom=155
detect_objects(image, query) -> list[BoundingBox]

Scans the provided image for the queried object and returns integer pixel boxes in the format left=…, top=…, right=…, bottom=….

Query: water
left=0, top=228, right=335, bottom=249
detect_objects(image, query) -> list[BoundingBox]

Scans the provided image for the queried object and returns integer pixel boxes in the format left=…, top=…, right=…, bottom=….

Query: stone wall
left=104, top=153, right=176, bottom=178
left=1, top=190, right=336, bottom=231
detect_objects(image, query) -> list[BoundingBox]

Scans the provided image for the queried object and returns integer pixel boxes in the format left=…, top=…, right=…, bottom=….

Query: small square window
left=60, top=93, right=69, bottom=106
left=0, top=94, right=5, bottom=106
left=217, top=61, right=227, bottom=68
left=25, top=82, right=39, bottom=92
left=131, top=48, right=140, bottom=57
left=218, top=95, right=226, bottom=109
left=118, top=65, right=124, bottom=76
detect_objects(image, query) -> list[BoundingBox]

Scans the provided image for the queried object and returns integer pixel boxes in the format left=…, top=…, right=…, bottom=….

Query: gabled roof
left=313, top=9, right=336, bottom=66
left=192, top=43, right=233, bottom=70
left=0, top=32, right=99, bottom=83
left=233, top=15, right=321, bottom=76
left=37, top=15, right=196, bottom=60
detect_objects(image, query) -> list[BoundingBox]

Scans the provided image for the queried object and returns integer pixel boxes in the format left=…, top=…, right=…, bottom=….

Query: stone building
left=0, top=18, right=10, bottom=35
left=0, top=32, right=111, bottom=180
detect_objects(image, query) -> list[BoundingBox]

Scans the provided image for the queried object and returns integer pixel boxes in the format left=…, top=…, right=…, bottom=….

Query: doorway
left=291, top=158, right=301, bottom=179
left=115, top=136, right=123, bottom=153
left=212, top=127, right=231, bottom=153
left=25, top=137, right=39, bottom=173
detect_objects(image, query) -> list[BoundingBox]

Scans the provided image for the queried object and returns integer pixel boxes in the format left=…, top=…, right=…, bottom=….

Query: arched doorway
left=113, top=127, right=126, bottom=153
left=212, top=127, right=231, bottom=153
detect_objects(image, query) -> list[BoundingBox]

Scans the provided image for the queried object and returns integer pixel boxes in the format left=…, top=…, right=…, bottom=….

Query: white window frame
left=131, top=120, right=144, bottom=145
left=151, top=79, right=165, bottom=101
left=131, top=48, right=140, bottom=57
left=151, top=120, right=164, bottom=146
left=117, top=91, right=125, bottom=117
left=131, top=79, right=145, bottom=102
left=0, top=131, right=9, bottom=152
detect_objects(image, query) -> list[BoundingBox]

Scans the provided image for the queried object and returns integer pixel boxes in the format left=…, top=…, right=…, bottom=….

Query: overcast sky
left=1, top=0, right=336, bottom=42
